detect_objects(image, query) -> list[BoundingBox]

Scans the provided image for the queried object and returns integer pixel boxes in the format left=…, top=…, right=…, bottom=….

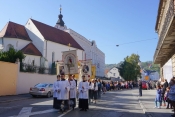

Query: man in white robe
left=78, top=75, right=89, bottom=111
left=57, top=74, right=70, bottom=112
left=53, top=75, right=60, bottom=109
left=68, top=75, right=76, bottom=110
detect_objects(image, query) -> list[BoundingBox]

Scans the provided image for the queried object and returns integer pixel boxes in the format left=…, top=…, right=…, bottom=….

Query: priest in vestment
left=53, top=75, right=60, bottom=109
left=69, top=75, right=77, bottom=110
left=57, top=74, right=70, bottom=112
left=78, top=75, right=89, bottom=111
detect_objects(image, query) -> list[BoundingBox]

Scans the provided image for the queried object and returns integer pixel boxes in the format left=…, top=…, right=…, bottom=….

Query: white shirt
left=69, top=80, right=76, bottom=98
left=78, top=81, right=89, bottom=99
left=57, top=80, right=70, bottom=100
left=53, top=81, right=58, bottom=98
left=93, top=82, right=98, bottom=91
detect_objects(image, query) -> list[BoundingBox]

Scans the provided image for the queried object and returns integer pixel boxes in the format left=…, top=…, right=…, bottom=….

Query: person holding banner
left=57, top=74, right=70, bottom=113
left=78, top=75, right=89, bottom=111
left=68, top=74, right=76, bottom=110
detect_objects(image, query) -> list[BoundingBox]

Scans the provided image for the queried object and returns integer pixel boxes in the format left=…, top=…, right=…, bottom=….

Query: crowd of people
left=52, top=74, right=138, bottom=113
left=154, top=78, right=175, bottom=117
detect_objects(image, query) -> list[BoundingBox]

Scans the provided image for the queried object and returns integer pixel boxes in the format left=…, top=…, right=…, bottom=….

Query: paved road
left=0, top=89, right=173, bottom=117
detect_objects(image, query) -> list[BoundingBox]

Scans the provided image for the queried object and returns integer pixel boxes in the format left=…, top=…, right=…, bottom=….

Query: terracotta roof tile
left=21, top=43, right=42, bottom=56
left=0, top=21, right=31, bottom=41
left=31, top=19, right=84, bottom=50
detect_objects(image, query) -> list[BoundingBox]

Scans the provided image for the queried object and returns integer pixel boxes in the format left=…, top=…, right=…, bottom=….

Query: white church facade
left=0, top=20, right=84, bottom=70
left=0, top=7, right=105, bottom=77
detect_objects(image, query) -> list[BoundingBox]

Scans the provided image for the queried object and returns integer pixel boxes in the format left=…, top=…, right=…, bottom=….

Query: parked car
left=29, top=83, right=53, bottom=98
left=142, top=81, right=148, bottom=90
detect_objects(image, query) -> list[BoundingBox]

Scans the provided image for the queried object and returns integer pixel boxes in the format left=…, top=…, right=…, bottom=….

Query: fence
left=20, top=63, right=56, bottom=75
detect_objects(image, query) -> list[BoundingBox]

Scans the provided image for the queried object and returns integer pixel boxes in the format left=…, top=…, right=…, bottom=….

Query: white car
left=29, top=83, right=53, bottom=98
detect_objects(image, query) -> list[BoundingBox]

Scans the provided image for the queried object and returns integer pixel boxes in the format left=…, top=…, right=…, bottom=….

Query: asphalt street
left=0, top=89, right=173, bottom=117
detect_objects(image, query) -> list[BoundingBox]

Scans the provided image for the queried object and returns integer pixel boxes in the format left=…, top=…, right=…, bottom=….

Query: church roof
left=0, top=21, right=31, bottom=41
left=31, top=19, right=84, bottom=50
left=21, top=43, right=42, bottom=56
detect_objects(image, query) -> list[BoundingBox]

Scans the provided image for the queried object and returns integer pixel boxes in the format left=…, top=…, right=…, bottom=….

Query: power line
left=116, top=38, right=157, bottom=47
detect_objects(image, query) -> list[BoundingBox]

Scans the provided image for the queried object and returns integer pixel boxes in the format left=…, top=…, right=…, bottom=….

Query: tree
left=118, top=54, right=141, bottom=81
left=0, top=48, right=25, bottom=63
left=0, top=48, right=26, bottom=71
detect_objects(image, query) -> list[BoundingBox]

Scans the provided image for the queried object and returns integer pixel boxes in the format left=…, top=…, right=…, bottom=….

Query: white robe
left=53, top=81, right=58, bottom=98
left=69, top=80, right=76, bottom=98
left=78, top=81, right=89, bottom=99
left=57, top=80, right=70, bottom=100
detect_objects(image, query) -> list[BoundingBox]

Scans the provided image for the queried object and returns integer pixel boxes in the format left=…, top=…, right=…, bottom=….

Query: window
left=113, top=73, right=115, bottom=76
left=52, top=52, right=55, bottom=63
left=49, top=84, right=53, bottom=87
left=32, top=60, right=35, bottom=66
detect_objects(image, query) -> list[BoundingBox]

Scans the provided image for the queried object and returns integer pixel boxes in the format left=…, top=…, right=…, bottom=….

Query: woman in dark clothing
left=160, top=85, right=166, bottom=106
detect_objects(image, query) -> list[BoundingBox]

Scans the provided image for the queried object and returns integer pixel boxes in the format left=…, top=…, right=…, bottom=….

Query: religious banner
left=80, top=59, right=92, bottom=79
left=91, top=65, right=96, bottom=79
left=62, top=50, right=78, bottom=75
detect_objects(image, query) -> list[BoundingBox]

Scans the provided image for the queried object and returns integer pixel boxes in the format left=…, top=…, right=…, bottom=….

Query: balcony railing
left=154, top=0, right=175, bottom=61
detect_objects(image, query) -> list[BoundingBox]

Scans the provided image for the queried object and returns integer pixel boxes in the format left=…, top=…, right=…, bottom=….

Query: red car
left=142, top=81, right=148, bottom=89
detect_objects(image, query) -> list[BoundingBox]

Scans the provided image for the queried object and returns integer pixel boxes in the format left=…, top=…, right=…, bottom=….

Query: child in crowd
left=154, top=85, right=162, bottom=109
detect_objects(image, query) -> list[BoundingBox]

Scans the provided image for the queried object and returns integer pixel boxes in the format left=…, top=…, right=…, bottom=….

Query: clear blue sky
left=0, top=0, right=159, bottom=64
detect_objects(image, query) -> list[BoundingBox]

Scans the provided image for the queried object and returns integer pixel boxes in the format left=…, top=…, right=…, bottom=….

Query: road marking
left=58, top=110, right=72, bottom=117
left=15, top=107, right=32, bottom=117
left=19, top=107, right=32, bottom=117
left=30, top=109, right=57, bottom=116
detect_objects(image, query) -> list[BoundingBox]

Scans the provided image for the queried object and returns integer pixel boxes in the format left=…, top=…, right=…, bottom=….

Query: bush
left=0, top=48, right=25, bottom=63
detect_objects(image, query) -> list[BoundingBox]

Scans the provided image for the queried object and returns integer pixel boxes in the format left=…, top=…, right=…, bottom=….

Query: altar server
left=57, top=74, right=70, bottom=112
left=78, top=75, right=89, bottom=111
left=53, top=75, right=60, bottom=109
left=69, top=75, right=77, bottom=110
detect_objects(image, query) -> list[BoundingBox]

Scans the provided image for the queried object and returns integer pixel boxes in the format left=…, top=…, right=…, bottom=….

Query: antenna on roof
left=31, top=16, right=32, bottom=19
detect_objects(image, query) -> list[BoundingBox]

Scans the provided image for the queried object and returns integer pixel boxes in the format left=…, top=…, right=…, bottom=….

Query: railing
left=154, top=0, right=175, bottom=61
left=20, top=63, right=56, bottom=75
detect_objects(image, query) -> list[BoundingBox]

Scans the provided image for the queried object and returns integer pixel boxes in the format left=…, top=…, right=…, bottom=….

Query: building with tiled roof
left=0, top=16, right=85, bottom=68
left=0, top=21, right=42, bottom=66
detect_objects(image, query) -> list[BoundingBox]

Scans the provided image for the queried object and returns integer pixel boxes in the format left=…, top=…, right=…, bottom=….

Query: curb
left=138, top=98, right=153, bottom=117
left=0, top=97, right=31, bottom=103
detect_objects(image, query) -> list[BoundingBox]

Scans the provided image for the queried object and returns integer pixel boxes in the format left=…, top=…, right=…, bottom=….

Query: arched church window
left=6, top=44, right=14, bottom=51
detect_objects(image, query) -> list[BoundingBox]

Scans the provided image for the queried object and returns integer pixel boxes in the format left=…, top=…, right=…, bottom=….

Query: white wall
left=163, top=59, right=173, bottom=83
left=23, top=54, right=41, bottom=66
left=47, top=41, right=84, bottom=68
left=107, top=67, right=120, bottom=78
left=25, top=19, right=45, bottom=56
left=66, top=29, right=105, bottom=77
left=0, top=37, right=30, bottom=51
left=17, top=72, right=56, bottom=94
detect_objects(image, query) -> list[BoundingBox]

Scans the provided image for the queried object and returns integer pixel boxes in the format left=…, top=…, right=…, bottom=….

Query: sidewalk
left=134, top=89, right=174, bottom=117
left=0, top=94, right=31, bottom=103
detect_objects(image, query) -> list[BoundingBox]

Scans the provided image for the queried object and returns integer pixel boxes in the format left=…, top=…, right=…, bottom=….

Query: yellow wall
left=0, top=61, right=18, bottom=96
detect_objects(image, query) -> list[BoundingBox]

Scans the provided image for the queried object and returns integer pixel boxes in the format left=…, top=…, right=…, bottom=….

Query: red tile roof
left=0, top=21, right=31, bottom=41
left=21, top=43, right=42, bottom=56
left=31, top=19, right=84, bottom=50
left=105, top=69, right=110, bottom=74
